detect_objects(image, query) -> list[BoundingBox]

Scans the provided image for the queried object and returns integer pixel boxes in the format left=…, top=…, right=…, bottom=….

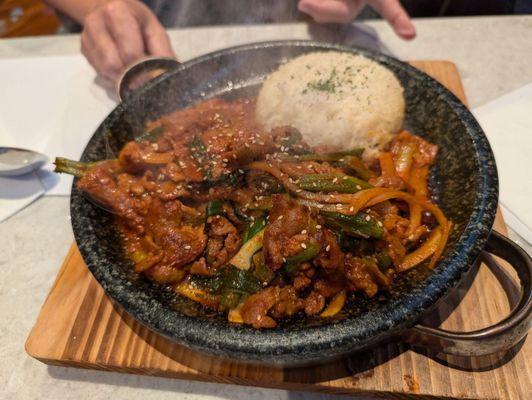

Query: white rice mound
left=256, top=52, right=405, bottom=159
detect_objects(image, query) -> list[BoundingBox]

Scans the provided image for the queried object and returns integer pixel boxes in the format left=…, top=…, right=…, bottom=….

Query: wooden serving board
left=26, top=61, right=531, bottom=399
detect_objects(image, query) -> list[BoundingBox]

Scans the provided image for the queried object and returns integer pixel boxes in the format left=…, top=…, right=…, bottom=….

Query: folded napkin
left=0, top=55, right=115, bottom=222
left=0, top=173, right=45, bottom=222
left=473, top=83, right=532, bottom=244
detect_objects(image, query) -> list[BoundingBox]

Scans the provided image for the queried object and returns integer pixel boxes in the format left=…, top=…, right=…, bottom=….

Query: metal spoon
left=0, top=147, right=49, bottom=177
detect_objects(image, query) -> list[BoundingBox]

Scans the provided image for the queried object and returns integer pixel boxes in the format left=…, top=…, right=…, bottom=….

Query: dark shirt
left=143, top=0, right=306, bottom=27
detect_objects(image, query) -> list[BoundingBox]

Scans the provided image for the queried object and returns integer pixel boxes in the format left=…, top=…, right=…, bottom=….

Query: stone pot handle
left=116, top=56, right=181, bottom=101
left=404, top=230, right=531, bottom=357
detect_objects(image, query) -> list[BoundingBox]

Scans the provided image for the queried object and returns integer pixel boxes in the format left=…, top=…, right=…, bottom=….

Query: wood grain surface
left=0, top=0, right=59, bottom=38
left=25, top=61, right=531, bottom=399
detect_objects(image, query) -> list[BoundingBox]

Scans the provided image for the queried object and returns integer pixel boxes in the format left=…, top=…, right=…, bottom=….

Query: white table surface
left=1, top=15, right=531, bottom=400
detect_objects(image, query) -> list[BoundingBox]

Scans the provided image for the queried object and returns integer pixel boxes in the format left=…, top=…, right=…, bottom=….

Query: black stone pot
left=71, top=41, right=531, bottom=367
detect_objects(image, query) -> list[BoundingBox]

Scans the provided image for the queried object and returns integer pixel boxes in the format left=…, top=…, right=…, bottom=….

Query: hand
left=81, top=0, right=174, bottom=82
left=298, top=0, right=416, bottom=40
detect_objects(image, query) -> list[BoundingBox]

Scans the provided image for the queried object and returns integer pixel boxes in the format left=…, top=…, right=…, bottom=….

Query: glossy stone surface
left=71, top=41, right=498, bottom=366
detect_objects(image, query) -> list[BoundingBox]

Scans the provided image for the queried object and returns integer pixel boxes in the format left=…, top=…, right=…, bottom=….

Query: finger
left=82, top=14, right=124, bottom=80
left=368, top=0, right=416, bottom=39
left=103, top=2, right=146, bottom=65
left=134, top=4, right=175, bottom=57
left=298, top=0, right=364, bottom=24
left=81, top=32, right=104, bottom=78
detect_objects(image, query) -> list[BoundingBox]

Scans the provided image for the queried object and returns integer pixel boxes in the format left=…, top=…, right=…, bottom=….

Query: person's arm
left=45, top=0, right=174, bottom=82
left=298, top=0, right=416, bottom=40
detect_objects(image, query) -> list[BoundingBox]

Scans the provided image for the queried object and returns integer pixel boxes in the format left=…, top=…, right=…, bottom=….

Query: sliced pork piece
left=240, top=286, right=281, bottom=329
left=205, top=215, right=240, bottom=268
left=77, top=160, right=145, bottom=230
left=263, top=194, right=314, bottom=270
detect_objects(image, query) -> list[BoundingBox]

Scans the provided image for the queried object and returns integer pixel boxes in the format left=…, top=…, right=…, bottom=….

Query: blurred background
left=1, top=0, right=531, bottom=38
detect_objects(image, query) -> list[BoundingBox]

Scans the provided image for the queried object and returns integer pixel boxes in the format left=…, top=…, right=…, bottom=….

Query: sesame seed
left=356, top=185, right=362, bottom=190
left=336, top=203, right=342, bottom=208
left=184, top=245, right=191, bottom=250
left=222, top=158, right=228, bottom=162
left=277, top=215, right=284, bottom=220
left=332, top=177, right=338, bottom=183
left=377, top=221, right=383, bottom=227
left=343, top=176, right=348, bottom=180
left=301, top=243, right=307, bottom=249
left=238, top=169, right=244, bottom=174
left=301, top=229, right=307, bottom=234
left=365, top=215, right=371, bottom=221
left=315, top=225, right=322, bottom=229
left=282, top=257, right=287, bottom=263
left=326, top=245, right=331, bottom=252
left=349, top=206, right=354, bottom=212
left=317, top=204, right=324, bottom=209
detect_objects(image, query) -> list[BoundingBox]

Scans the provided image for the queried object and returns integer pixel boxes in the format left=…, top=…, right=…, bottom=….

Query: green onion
left=343, top=156, right=375, bottom=181
left=53, top=157, right=96, bottom=178
left=284, top=242, right=321, bottom=273
left=220, top=291, right=241, bottom=310
left=248, top=196, right=273, bottom=211
left=297, top=173, right=372, bottom=193
left=231, top=229, right=265, bottom=270
left=220, top=265, right=262, bottom=294
left=205, top=200, right=224, bottom=218
left=252, top=252, right=274, bottom=284
left=321, top=211, right=384, bottom=239
left=292, top=148, right=364, bottom=162
left=241, top=215, right=267, bottom=245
